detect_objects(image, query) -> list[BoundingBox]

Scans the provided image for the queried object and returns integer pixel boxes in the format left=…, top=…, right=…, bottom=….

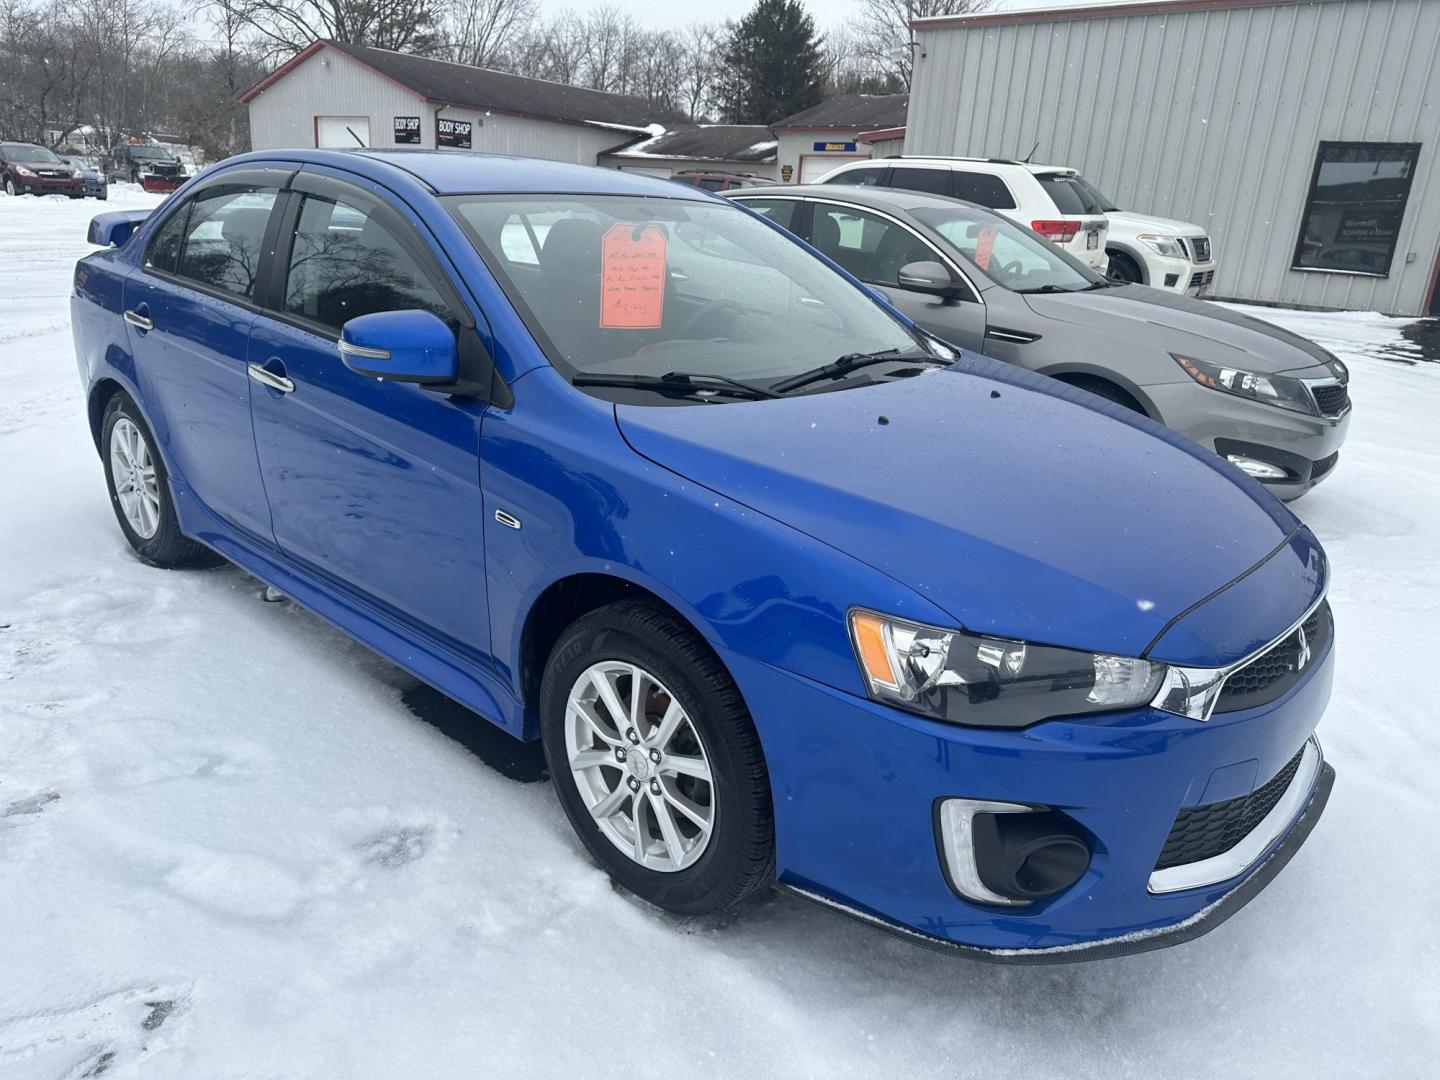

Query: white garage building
left=770, top=94, right=909, bottom=184
left=241, top=39, right=681, bottom=165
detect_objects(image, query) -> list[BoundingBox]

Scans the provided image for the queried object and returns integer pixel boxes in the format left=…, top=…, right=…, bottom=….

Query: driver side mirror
left=339, top=310, right=458, bottom=385
left=897, top=260, right=963, bottom=298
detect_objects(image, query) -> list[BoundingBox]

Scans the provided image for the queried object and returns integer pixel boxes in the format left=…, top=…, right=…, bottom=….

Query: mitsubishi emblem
left=1295, top=625, right=1311, bottom=671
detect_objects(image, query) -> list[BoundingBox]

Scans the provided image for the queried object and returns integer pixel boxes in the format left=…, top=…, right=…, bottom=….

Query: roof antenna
left=1022, top=139, right=1040, bottom=163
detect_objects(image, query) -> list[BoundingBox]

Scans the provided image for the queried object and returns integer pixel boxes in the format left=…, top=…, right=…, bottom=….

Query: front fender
left=480, top=366, right=954, bottom=706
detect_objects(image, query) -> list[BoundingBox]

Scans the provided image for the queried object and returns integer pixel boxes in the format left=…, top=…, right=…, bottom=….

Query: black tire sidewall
left=1107, top=250, right=1143, bottom=284
left=100, top=393, right=203, bottom=567
left=540, top=603, right=773, bottom=915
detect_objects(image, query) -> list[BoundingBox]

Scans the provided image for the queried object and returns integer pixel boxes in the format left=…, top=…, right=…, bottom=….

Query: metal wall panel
left=908, top=0, right=1440, bottom=314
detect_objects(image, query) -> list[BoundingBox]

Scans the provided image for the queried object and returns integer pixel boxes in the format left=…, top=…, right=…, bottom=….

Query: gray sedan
left=726, top=185, right=1351, bottom=499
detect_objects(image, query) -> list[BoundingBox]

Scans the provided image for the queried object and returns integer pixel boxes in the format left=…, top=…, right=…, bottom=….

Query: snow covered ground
left=3, top=188, right=1439, bottom=1079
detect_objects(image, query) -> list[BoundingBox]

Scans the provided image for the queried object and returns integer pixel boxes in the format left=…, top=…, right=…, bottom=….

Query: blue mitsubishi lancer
left=71, top=150, right=1334, bottom=961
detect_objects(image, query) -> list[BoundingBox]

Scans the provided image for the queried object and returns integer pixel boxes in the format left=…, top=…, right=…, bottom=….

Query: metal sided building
left=240, top=40, right=682, bottom=166
left=906, top=0, right=1440, bottom=316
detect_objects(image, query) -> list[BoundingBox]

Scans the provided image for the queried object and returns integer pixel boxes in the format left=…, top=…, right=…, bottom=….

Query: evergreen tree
left=716, top=0, right=825, bottom=124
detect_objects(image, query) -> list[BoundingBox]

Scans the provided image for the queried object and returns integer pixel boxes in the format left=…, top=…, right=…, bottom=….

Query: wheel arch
left=1039, top=364, right=1160, bottom=420
left=1104, top=242, right=1149, bottom=284
left=87, top=377, right=128, bottom=452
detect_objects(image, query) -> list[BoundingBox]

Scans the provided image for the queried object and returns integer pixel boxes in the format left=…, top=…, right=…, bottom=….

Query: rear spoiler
left=88, top=210, right=152, bottom=248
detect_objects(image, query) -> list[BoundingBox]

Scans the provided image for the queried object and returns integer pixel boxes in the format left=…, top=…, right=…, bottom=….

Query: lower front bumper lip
left=782, top=757, right=1336, bottom=965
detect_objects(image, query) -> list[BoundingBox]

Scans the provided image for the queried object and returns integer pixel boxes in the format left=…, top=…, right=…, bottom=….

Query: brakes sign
left=600, top=224, right=667, bottom=328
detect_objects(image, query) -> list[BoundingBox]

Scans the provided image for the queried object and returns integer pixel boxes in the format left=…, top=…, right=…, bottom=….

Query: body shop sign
left=437, top=117, right=472, bottom=149
left=393, top=116, right=421, bottom=144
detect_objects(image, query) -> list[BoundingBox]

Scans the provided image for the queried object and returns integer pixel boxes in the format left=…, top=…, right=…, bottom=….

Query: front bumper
left=723, top=631, right=1334, bottom=960
left=1144, top=381, right=1351, bottom=498
left=1141, top=251, right=1219, bottom=293
left=9, top=175, right=83, bottom=196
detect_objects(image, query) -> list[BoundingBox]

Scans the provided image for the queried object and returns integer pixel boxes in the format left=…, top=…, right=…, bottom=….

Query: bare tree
left=677, top=21, right=720, bottom=120
left=440, top=0, right=537, bottom=68
left=209, top=0, right=444, bottom=58
left=0, top=0, right=96, bottom=145
left=853, top=0, right=989, bottom=88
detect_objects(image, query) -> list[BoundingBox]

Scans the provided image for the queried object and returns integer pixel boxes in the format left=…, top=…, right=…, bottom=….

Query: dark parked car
left=0, top=141, right=85, bottom=197
left=104, top=143, right=186, bottom=191
left=60, top=155, right=108, bottom=200
left=670, top=170, right=775, bottom=192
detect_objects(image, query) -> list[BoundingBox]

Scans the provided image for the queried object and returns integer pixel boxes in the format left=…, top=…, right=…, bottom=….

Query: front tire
left=540, top=599, right=774, bottom=915
left=100, top=393, right=215, bottom=568
left=1106, top=249, right=1143, bottom=284
left=4, top=177, right=17, bottom=197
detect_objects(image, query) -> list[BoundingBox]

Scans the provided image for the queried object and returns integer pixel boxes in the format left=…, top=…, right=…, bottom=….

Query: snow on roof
left=602, top=125, right=778, bottom=164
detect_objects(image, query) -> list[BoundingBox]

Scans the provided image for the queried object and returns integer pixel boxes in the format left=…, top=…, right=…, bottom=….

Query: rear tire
left=540, top=599, right=774, bottom=915
left=100, top=393, right=216, bottom=569
left=1106, top=250, right=1143, bottom=284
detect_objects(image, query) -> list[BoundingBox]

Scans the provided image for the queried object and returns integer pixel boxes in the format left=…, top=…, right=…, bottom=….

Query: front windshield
left=912, top=205, right=1105, bottom=293
left=6, top=145, right=61, bottom=163
left=1072, top=175, right=1120, bottom=213
left=448, top=195, right=922, bottom=388
left=128, top=146, right=171, bottom=160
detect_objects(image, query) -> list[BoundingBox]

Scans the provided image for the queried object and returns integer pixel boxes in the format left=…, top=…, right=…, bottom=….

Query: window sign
left=437, top=117, right=473, bottom=150
left=393, top=116, right=421, bottom=144
left=1293, top=142, right=1420, bottom=277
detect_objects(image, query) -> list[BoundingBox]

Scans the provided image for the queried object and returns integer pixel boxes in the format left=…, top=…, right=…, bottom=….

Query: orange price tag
left=974, top=227, right=998, bottom=271
left=601, top=223, right=667, bottom=329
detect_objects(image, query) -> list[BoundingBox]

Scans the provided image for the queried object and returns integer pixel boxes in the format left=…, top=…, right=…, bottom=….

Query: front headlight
left=1138, top=233, right=1187, bottom=258
left=15, top=165, right=35, bottom=177
left=849, top=609, right=1165, bottom=728
left=1173, top=353, right=1317, bottom=415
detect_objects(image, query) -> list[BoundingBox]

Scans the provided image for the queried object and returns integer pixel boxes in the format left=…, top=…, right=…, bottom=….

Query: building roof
left=239, top=39, right=685, bottom=131
left=912, top=0, right=1346, bottom=31
left=602, top=125, right=777, bottom=164
left=771, top=94, right=909, bottom=131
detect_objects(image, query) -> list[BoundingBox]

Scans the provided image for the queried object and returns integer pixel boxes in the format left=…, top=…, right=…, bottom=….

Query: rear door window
left=824, top=166, right=887, bottom=186
left=283, top=192, right=452, bottom=332
left=168, top=186, right=280, bottom=300
left=1036, top=174, right=1105, bottom=215
left=809, top=203, right=939, bottom=287
left=736, top=199, right=798, bottom=230
left=950, top=172, right=1017, bottom=209
left=887, top=168, right=954, bottom=196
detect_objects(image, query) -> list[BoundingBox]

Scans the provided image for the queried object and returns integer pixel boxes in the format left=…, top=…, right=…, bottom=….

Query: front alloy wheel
left=565, top=660, right=716, bottom=872
left=541, top=599, right=773, bottom=915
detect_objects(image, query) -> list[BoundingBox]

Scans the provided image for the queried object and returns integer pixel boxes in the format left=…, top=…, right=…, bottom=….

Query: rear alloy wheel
left=540, top=600, right=774, bottom=915
left=100, top=393, right=216, bottom=568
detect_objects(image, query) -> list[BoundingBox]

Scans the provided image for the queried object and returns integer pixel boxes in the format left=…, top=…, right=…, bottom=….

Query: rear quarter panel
left=71, top=247, right=139, bottom=437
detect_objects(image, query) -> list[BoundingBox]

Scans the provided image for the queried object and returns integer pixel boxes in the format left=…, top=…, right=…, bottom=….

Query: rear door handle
left=247, top=362, right=295, bottom=394
left=123, top=309, right=153, bottom=331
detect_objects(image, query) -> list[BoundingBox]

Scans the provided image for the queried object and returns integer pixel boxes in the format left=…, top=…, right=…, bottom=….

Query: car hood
left=1021, top=285, right=1338, bottom=374
left=1108, top=209, right=1205, bottom=235
left=616, top=358, right=1303, bottom=664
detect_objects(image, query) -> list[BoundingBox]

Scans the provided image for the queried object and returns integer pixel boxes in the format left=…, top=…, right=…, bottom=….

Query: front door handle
left=123, top=308, right=153, bottom=331
left=248, top=362, right=295, bottom=394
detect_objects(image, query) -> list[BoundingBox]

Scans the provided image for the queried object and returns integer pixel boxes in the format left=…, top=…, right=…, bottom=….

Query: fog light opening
left=937, top=799, right=1091, bottom=906
left=1225, top=454, right=1290, bottom=481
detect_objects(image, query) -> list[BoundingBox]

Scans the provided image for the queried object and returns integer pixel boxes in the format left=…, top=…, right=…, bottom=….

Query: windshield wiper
left=769, top=348, right=946, bottom=394
left=1014, top=283, right=1080, bottom=295
left=572, top=370, right=780, bottom=401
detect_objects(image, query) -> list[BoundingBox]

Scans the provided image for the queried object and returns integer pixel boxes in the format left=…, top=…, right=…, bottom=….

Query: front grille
left=1311, top=382, right=1350, bottom=416
left=1188, top=236, right=1212, bottom=263
left=1189, top=269, right=1215, bottom=289
left=1155, top=745, right=1306, bottom=870
left=36, top=169, right=67, bottom=178
left=1215, top=601, right=1330, bottom=712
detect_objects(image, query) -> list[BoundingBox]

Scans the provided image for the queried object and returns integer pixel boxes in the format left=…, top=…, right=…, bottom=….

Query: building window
left=1292, top=142, right=1420, bottom=277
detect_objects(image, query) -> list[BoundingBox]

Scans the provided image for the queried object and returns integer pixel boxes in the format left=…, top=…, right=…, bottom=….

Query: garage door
left=798, top=154, right=867, bottom=184
left=316, top=116, right=370, bottom=148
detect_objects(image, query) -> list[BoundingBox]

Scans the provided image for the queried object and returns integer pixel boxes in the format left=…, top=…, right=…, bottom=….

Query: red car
left=669, top=170, right=776, bottom=192
left=0, top=141, right=85, bottom=197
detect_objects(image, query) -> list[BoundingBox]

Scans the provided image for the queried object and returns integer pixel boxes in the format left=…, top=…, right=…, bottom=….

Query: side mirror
left=897, top=260, right=961, bottom=297
left=339, top=310, right=458, bottom=385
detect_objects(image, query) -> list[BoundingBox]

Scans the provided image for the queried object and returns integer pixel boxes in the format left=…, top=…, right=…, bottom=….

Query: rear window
left=824, top=166, right=886, bottom=187
left=1036, top=174, right=1105, bottom=215
left=950, top=171, right=1017, bottom=210
left=887, top=167, right=953, bottom=196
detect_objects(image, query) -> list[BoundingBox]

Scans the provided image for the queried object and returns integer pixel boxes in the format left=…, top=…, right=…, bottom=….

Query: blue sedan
left=71, top=150, right=1334, bottom=961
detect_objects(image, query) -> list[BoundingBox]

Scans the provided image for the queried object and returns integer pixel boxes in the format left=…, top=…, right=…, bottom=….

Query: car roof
left=726, top=183, right=999, bottom=219
left=218, top=148, right=716, bottom=200
left=841, top=156, right=1077, bottom=176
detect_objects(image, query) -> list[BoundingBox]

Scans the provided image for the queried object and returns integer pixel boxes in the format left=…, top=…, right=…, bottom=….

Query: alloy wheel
left=565, top=660, right=716, bottom=872
left=109, top=417, right=160, bottom=539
